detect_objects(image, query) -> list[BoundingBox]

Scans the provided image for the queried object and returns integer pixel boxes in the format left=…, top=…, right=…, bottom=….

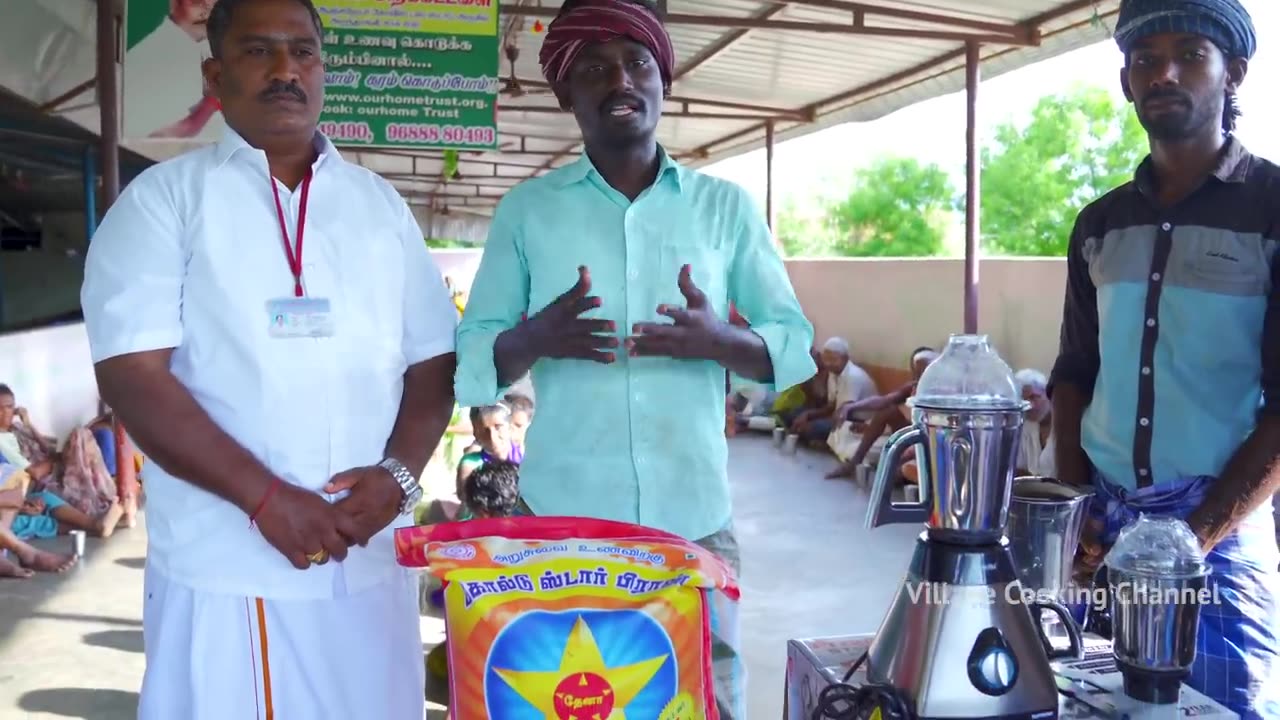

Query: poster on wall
left=122, top=0, right=500, bottom=151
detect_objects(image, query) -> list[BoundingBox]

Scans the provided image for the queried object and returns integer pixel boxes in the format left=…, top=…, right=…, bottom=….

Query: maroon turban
left=538, top=0, right=675, bottom=88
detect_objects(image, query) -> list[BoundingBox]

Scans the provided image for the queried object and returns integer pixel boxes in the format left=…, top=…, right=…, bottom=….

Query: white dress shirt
left=81, top=129, right=457, bottom=600
left=829, top=361, right=878, bottom=417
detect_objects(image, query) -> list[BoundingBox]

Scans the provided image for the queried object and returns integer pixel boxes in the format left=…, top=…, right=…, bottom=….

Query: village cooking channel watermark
left=316, top=0, right=501, bottom=149
left=908, top=582, right=1223, bottom=611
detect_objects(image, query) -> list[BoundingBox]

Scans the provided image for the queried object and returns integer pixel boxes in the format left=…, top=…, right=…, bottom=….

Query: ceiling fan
left=497, top=43, right=555, bottom=98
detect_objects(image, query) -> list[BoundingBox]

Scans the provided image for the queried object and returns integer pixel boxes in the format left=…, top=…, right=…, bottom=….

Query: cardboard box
left=783, top=635, right=873, bottom=720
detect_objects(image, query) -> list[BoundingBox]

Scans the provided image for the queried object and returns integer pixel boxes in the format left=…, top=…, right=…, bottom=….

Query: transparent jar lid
left=911, top=334, right=1026, bottom=411
left=1104, top=514, right=1210, bottom=579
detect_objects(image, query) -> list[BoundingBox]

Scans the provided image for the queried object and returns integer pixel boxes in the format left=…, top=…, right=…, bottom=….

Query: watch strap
left=378, top=457, right=419, bottom=515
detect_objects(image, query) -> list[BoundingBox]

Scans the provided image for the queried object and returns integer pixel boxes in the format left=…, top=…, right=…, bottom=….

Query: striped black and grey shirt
left=1050, top=138, right=1280, bottom=491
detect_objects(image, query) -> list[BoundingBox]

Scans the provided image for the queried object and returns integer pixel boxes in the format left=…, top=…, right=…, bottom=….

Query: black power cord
left=810, top=650, right=916, bottom=720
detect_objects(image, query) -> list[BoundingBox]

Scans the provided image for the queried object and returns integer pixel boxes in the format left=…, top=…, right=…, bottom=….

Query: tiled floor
left=0, top=434, right=922, bottom=719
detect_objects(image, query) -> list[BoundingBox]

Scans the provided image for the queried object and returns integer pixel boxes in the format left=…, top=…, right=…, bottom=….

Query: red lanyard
left=269, top=169, right=313, bottom=297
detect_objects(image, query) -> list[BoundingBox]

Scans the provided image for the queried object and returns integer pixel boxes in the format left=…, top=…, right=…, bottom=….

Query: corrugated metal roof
left=367, top=0, right=1122, bottom=215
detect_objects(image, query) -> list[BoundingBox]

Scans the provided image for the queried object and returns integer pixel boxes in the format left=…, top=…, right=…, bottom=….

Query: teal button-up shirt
left=455, top=150, right=815, bottom=540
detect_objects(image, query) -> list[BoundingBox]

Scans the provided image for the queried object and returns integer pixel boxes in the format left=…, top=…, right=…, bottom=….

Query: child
left=502, top=393, right=535, bottom=451
left=462, top=460, right=520, bottom=520
left=426, top=460, right=521, bottom=685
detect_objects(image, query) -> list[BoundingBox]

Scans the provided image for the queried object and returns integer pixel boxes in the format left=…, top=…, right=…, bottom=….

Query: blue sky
left=704, top=0, right=1278, bottom=211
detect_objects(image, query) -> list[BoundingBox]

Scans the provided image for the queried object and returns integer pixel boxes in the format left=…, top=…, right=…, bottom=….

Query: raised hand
left=524, top=266, right=618, bottom=363
left=627, top=264, right=725, bottom=360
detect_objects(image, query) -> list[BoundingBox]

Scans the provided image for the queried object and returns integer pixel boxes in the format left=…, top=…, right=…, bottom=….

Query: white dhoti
left=138, top=562, right=425, bottom=720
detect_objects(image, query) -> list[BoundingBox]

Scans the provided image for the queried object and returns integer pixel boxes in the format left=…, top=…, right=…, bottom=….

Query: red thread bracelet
left=249, top=477, right=283, bottom=528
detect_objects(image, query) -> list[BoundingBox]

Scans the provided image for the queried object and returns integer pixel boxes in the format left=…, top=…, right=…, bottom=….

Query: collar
left=1132, top=135, right=1252, bottom=195
left=551, top=145, right=684, bottom=192
left=213, top=126, right=341, bottom=175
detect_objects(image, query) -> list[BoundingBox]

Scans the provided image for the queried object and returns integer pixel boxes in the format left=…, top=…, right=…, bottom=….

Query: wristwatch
left=378, top=457, right=422, bottom=516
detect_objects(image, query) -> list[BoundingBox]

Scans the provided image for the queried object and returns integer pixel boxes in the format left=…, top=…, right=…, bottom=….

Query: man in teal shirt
left=454, top=1, right=815, bottom=715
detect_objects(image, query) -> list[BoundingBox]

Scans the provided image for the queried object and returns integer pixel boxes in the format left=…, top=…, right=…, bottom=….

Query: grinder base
left=1117, top=660, right=1186, bottom=705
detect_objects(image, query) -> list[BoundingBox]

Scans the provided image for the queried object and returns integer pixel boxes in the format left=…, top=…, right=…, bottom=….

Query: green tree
left=775, top=197, right=838, bottom=257
left=981, top=85, right=1147, bottom=256
left=824, top=157, right=956, bottom=257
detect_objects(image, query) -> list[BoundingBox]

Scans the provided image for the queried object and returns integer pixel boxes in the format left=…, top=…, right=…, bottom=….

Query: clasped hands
left=522, top=264, right=727, bottom=364
left=252, top=465, right=404, bottom=570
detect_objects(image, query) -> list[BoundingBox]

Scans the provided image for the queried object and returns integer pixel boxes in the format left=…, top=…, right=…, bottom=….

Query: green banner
left=316, top=1, right=499, bottom=150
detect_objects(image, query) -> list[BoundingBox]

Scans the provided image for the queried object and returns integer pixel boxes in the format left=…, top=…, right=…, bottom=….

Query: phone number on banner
left=385, top=124, right=497, bottom=147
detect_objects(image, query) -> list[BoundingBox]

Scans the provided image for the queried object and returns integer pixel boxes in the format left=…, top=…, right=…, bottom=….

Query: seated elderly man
left=1015, top=368, right=1055, bottom=478
left=789, top=337, right=876, bottom=448
left=825, top=346, right=938, bottom=479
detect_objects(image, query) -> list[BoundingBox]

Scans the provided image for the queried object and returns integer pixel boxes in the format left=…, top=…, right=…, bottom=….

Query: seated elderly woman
left=0, top=385, right=134, bottom=525
left=0, top=464, right=84, bottom=579
left=825, top=347, right=938, bottom=480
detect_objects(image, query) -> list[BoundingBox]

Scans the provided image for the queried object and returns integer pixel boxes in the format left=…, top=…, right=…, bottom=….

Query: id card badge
left=266, top=297, right=334, bottom=338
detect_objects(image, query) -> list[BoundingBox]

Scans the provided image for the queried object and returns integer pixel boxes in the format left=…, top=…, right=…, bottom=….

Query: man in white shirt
left=1014, top=368, right=1056, bottom=478
left=790, top=337, right=877, bottom=444
left=81, top=0, right=457, bottom=717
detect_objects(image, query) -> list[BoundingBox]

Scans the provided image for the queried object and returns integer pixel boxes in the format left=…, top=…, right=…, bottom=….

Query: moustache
left=259, top=82, right=307, bottom=103
left=599, top=92, right=643, bottom=113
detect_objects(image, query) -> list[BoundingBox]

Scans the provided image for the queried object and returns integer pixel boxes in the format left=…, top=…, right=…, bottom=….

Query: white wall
left=429, top=249, right=1068, bottom=374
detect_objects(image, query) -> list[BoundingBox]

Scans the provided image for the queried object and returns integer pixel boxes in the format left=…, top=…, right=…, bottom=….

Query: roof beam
left=772, top=1, right=1036, bottom=42
left=685, top=0, right=1116, bottom=159
left=498, top=4, right=1036, bottom=45
left=512, top=78, right=806, bottom=118
left=499, top=103, right=796, bottom=123
left=384, top=175, right=521, bottom=191
left=673, top=4, right=787, bottom=81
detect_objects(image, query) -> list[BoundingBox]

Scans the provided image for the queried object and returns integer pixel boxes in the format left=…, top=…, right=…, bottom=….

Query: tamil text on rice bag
left=396, top=516, right=739, bottom=720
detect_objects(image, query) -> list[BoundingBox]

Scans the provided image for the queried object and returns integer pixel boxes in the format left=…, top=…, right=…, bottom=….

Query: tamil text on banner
left=122, top=0, right=500, bottom=151
left=317, top=0, right=500, bottom=150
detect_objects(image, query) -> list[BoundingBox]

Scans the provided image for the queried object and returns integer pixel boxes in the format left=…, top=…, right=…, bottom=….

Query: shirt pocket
left=656, top=229, right=729, bottom=315
left=332, top=221, right=405, bottom=361
left=1176, top=233, right=1270, bottom=297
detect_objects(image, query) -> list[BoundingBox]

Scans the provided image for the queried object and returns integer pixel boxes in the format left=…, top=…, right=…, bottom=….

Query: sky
left=701, top=0, right=1279, bottom=211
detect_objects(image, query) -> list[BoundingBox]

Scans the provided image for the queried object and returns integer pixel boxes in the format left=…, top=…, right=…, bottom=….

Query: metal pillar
left=97, top=0, right=120, bottom=207
left=97, top=0, right=137, bottom=506
left=963, top=41, right=980, bottom=335
left=83, top=146, right=97, bottom=239
left=764, top=119, right=775, bottom=231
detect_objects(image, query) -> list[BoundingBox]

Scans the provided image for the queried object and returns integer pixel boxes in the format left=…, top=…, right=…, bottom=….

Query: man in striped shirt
left=1050, top=2, right=1278, bottom=716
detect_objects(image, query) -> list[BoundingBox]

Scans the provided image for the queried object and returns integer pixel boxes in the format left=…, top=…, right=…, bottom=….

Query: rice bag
left=396, top=516, right=739, bottom=720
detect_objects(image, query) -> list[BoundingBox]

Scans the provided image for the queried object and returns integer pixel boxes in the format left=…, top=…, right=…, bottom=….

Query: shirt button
left=1161, top=222, right=1172, bottom=231
left=1146, top=318, right=1156, bottom=327
left=1151, top=272, right=1161, bottom=282
left=1138, top=468, right=1149, bottom=477
left=1139, top=417, right=1150, bottom=427
left=1141, top=366, right=1151, bottom=375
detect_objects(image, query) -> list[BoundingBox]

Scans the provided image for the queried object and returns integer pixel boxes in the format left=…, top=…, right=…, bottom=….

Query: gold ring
left=307, top=550, right=329, bottom=565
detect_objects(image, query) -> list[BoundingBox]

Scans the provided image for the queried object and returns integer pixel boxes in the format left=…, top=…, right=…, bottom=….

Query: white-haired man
left=1015, top=368, right=1055, bottom=477
left=789, top=337, right=876, bottom=446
